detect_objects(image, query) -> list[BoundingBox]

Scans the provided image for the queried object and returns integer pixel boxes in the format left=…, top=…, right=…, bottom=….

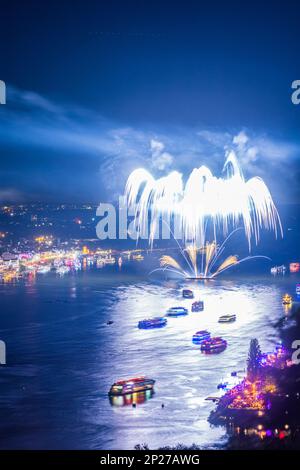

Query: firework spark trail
left=185, top=246, right=198, bottom=278
left=160, top=255, right=183, bottom=272
left=154, top=242, right=271, bottom=279
left=213, top=255, right=238, bottom=277
left=125, top=151, right=282, bottom=249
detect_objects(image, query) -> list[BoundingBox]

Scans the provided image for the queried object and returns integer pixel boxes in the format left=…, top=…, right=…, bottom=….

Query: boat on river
left=201, top=337, right=227, bottom=353
left=218, top=314, right=236, bottom=323
left=182, top=289, right=194, bottom=299
left=192, top=330, right=211, bottom=344
left=138, top=317, right=167, bottom=329
left=282, top=294, right=292, bottom=305
left=108, top=376, right=155, bottom=396
left=191, top=300, right=204, bottom=311
left=166, top=306, right=188, bottom=317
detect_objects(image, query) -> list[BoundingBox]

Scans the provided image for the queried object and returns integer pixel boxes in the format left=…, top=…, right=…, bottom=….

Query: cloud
left=150, top=139, right=173, bottom=171
left=231, top=130, right=300, bottom=168
left=246, top=146, right=258, bottom=162
left=233, top=130, right=249, bottom=149
left=197, top=129, right=231, bottom=149
left=0, top=189, right=23, bottom=202
left=1, top=85, right=300, bottom=203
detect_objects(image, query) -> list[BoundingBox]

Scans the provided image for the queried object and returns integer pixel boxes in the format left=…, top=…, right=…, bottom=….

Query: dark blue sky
left=0, top=0, right=300, bottom=203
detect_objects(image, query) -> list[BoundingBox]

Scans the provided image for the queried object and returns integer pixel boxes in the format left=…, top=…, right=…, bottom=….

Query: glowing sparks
left=125, top=151, right=282, bottom=249
left=214, top=255, right=239, bottom=276
left=125, top=151, right=282, bottom=279
left=160, top=255, right=183, bottom=272
left=156, top=241, right=269, bottom=279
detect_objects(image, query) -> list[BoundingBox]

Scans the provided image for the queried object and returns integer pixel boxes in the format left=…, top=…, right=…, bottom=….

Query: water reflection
left=109, top=389, right=154, bottom=407
left=0, top=270, right=299, bottom=450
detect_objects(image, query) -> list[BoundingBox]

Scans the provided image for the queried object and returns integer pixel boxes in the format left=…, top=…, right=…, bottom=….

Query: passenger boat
left=191, top=300, right=204, bottom=312
left=138, top=317, right=167, bottom=329
left=282, top=294, right=292, bottom=305
left=200, top=337, right=227, bottom=353
left=182, top=289, right=194, bottom=299
left=166, top=306, right=188, bottom=317
left=218, top=314, right=236, bottom=323
left=192, top=330, right=211, bottom=344
left=108, top=376, right=155, bottom=396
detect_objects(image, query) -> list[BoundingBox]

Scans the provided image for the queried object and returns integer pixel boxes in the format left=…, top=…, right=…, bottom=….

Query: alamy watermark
left=0, top=80, right=6, bottom=104
left=0, top=340, right=6, bottom=365
left=96, top=196, right=186, bottom=242
left=291, top=80, right=300, bottom=105
left=292, top=340, right=300, bottom=365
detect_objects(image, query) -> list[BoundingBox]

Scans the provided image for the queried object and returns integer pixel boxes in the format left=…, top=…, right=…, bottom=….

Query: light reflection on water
left=0, top=269, right=299, bottom=449
left=109, top=390, right=154, bottom=407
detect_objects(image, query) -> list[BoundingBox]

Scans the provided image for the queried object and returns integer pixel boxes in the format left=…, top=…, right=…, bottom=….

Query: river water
left=0, top=266, right=298, bottom=449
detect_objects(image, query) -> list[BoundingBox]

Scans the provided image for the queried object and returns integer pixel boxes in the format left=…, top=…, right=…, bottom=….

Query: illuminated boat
left=191, top=300, right=204, bottom=312
left=182, top=289, right=194, bottom=299
left=200, top=337, right=227, bottom=353
left=138, top=317, right=167, bottom=329
left=192, top=330, right=211, bottom=344
left=167, top=306, right=188, bottom=317
left=282, top=294, right=292, bottom=305
left=218, top=314, right=236, bottom=323
left=108, top=376, right=155, bottom=396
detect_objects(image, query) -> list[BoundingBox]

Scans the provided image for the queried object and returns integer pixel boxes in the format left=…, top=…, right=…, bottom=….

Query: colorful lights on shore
left=0, top=245, right=147, bottom=283
left=223, top=343, right=288, bottom=413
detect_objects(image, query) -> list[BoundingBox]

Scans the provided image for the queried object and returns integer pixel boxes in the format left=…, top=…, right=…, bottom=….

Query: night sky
left=0, top=0, right=300, bottom=203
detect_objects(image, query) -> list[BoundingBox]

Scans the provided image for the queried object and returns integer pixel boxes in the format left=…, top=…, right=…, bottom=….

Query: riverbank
left=207, top=302, right=300, bottom=448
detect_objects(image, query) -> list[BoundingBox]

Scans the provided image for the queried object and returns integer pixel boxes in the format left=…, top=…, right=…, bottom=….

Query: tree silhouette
left=247, top=339, right=262, bottom=381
